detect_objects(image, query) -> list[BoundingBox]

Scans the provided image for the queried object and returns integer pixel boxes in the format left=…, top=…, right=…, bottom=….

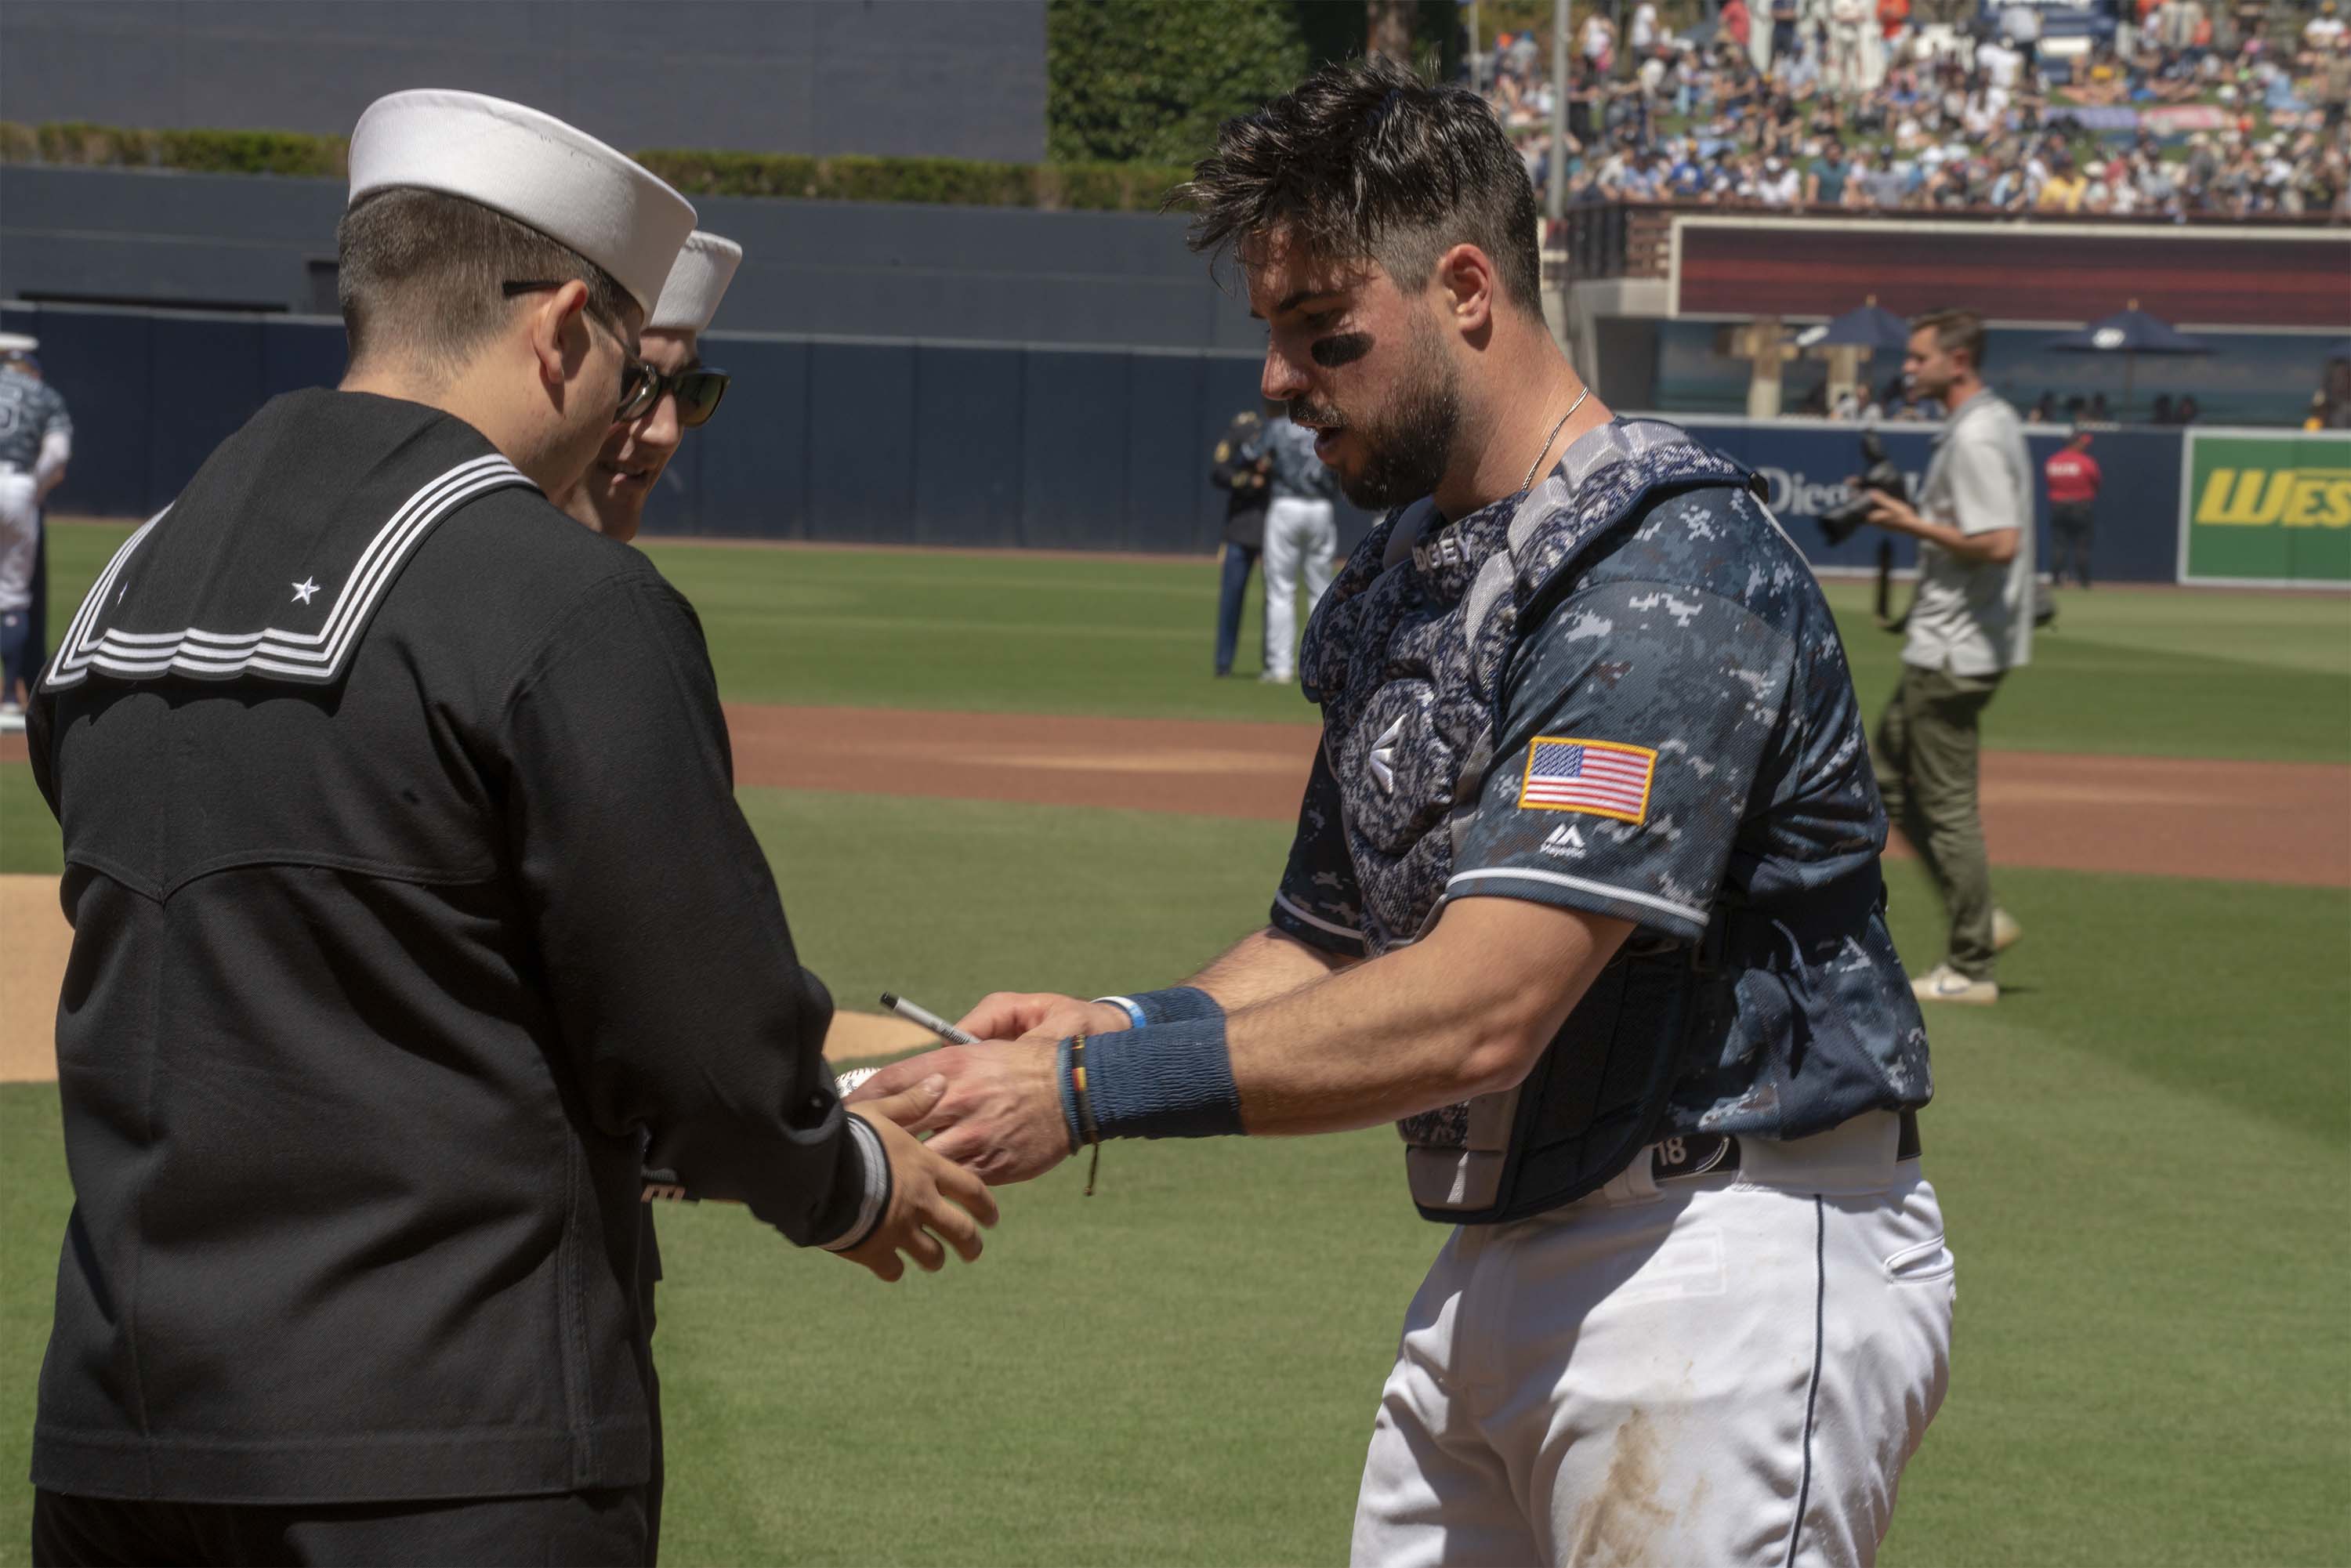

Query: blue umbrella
left=1796, top=299, right=1911, bottom=352
left=2046, top=301, right=2212, bottom=419
left=2045, top=302, right=2213, bottom=357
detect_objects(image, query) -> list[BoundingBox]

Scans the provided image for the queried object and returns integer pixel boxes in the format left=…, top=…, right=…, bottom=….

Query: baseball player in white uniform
left=0, top=332, right=71, bottom=728
left=1254, top=408, right=1342, bottom=683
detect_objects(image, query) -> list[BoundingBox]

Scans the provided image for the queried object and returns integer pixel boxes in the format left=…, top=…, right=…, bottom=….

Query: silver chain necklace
left=1521, top=384, right=1592, bottom=493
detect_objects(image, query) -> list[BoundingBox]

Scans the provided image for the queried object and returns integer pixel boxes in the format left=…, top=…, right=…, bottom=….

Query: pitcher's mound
left=0, top=875, right=934, bottom=1083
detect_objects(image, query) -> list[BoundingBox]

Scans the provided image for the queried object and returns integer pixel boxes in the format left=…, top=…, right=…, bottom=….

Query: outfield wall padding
left=2, top=301, right=2279, bottom=584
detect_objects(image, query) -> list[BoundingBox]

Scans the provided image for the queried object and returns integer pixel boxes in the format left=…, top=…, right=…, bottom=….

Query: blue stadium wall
left=0, top=303, right=2188, bottom=583
left=0, top=2, right=1045, bottom=163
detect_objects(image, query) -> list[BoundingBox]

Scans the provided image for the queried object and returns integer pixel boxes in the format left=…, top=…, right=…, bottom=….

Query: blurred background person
left=0, top=332, right=71, bottom=731
left=1856, top=309, right=2034, bottom=1005
left=2045, top=428, right=2101, bottom=588
left=1208, top=403, right=1272, bottom=679
left=2309, top=354, right=2351, bottom=429
left=1255, top=408, right=1339, bottom=686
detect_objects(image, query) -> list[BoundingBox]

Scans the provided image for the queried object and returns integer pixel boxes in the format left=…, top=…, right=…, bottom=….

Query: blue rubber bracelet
left=1092, top=995, right=1148, bottom=1029
left=1076, top=1016, right=1245, bottom=1140
left=1110, top=987, right=1226, bottom=1027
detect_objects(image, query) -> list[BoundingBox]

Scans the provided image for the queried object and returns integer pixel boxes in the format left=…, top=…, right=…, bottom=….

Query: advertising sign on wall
left=2179, top=429, right=2351, bottom=587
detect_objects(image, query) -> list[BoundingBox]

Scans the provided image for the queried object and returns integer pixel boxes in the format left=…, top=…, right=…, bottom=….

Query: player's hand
left=845, top=1042, right=1071, bottom=1187
left=835, top=1077, right=1000, bottom=1283
left=956, top=990, right=1132, bottom=1044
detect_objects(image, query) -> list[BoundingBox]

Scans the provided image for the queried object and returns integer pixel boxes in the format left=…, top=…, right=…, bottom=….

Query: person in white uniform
left=0, top=333, right=71, bottom=728
left=1253, top=407, right=1341, bottom=683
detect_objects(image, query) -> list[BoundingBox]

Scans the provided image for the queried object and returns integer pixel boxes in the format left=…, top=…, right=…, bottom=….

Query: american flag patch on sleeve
left=1516, top=737, right=1657, bottom=824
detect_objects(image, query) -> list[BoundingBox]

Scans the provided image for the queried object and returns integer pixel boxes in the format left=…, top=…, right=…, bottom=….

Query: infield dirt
left=714, top=704, right=2351, bottom=889
left=5, top=701, right=2342, bottom=1081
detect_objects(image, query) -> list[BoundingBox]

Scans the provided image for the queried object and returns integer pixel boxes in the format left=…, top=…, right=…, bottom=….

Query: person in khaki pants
left=1855, top=307, right=2033, bottom=1004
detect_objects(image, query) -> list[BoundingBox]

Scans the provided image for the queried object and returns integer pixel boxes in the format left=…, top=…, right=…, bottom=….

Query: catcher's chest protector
left=1301, top=422, right=1757, bottom=1224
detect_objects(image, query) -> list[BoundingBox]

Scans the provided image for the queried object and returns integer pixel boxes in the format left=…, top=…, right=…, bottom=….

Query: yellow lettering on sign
left=2197, top=469, right=2351, bottom=527
left=2279, top=474, right=2351, bottom=528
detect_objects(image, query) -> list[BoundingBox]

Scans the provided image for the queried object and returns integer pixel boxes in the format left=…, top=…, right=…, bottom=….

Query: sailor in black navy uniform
left=24, top=89, right=991, bottom=1568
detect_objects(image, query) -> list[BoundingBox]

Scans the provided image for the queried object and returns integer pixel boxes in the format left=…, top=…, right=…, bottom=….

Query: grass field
left=24, top=521, right=2351, bottom=759
left=2, top=524, right=2346, bottom=1566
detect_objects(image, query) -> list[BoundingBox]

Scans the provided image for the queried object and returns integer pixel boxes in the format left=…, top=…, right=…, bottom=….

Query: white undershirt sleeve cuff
left=818, top=1114, right=892, bottom=1252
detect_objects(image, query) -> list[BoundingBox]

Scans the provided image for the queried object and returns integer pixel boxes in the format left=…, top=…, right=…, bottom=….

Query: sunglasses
left=625, top=365, right=731, bottom=429
left=502, top=280, right=657, bottom=422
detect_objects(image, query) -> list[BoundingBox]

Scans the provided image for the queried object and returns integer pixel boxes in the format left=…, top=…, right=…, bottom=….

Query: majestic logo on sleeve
left=1516, top=737, right=1657, bottom=824
left=1540, top=822, right=1587, bottom=857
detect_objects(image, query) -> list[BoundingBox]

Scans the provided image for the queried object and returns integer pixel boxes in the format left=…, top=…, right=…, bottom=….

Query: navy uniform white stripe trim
left=89, top=456, right=513, bottom=654
left=46, top=457, right=533, bottom=690
left=1444, top=866, right=1708, bottom=929
left=45, top=507, right=169, bottom=691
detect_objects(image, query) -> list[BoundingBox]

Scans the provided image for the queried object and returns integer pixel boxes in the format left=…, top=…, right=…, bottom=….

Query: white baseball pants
left=1352, top=1112, right=1953, bottom=1567
left=0, top=468, right=38, bottom=613
left=1262, top=496, right=1337, bottom=680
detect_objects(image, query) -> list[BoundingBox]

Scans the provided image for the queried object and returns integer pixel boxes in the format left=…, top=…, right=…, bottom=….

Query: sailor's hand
left=956, top=991, right=1134, bottom=1045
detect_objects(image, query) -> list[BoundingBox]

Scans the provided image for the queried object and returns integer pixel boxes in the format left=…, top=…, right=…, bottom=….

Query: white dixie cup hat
left=346, top=88, right=697, bottom=314
left=647, top=231, right=744, bottom=335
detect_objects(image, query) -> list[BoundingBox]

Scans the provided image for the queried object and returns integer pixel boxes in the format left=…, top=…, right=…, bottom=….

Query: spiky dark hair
left=1172, top=54, right=1543, bottom=314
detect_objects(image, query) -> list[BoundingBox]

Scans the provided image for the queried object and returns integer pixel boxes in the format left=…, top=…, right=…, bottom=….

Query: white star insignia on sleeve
left=291, top=578, right=321, bottom=605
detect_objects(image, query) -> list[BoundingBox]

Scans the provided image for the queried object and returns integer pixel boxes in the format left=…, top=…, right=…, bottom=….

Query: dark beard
left=1297, top=329, right=1462, bottom=512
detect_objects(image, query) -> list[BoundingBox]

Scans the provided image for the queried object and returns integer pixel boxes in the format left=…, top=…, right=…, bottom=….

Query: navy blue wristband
left=1095, top=987, right=1225, bottom=1027
left=1078, top=1016, right=1245, bottom=1140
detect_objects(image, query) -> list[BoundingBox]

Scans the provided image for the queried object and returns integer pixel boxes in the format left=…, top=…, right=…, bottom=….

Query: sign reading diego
left=2183, top=431, right=2351, bottom=585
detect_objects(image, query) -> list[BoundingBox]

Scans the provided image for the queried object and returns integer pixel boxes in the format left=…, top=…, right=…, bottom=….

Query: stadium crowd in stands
left=1481, top=0, right=2351, bottom=219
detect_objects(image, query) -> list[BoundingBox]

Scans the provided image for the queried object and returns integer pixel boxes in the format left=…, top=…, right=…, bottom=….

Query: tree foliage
left=1047, top=0, right=1317, bottom=165
left=1047, top=0, right=1462, bottom=167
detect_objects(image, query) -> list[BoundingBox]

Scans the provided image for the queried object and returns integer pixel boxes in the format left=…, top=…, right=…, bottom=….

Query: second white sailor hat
left=647, top=232, right=744, bottom=335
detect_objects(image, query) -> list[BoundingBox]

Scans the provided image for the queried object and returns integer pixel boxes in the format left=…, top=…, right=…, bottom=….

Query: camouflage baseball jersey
left=1269, top=418, right=1930, bottom=1162
left=0, top=367, right=71, bottom=471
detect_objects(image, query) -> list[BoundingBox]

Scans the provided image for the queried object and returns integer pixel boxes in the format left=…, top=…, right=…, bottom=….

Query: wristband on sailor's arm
left=1092, top=987, right=1223, bottom=1027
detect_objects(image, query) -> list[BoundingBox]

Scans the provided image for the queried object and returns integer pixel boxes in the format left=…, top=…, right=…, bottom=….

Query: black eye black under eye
left=1311, top=332, right=1374, bottom=370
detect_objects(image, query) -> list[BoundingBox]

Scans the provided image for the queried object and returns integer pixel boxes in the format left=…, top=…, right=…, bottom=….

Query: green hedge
left=0, top=121, right=347, bottom=177
left=0, top=120, right=1195, bottom=213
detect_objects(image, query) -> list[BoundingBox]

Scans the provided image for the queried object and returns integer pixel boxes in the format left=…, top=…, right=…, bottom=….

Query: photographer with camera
left=1849, top=308, right=2034, bottom=1005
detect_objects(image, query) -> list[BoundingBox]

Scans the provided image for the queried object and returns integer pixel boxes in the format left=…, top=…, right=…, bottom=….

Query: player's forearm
left=1110, top=902, right=1630, bottom=1139
left=1185, top=925, right=1349, bottom=1011
left=1220, top=947, right=1539, bottom=1135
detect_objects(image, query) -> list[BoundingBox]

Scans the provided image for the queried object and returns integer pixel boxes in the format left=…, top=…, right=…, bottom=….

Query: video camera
left=1819, top=429, right=1908, bottom=547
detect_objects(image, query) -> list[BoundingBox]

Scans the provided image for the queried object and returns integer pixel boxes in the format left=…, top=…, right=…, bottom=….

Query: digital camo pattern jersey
left=1270, top=418, right=1933, bottom=1146
left=0, top=368, right=71, bottom=469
